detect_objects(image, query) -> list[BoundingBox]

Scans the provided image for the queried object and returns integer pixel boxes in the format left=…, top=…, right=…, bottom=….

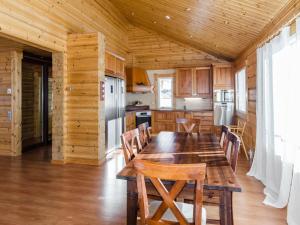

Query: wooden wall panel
left=127, top=26, right=226, bottom=69
left=235, top=50, right=257, bottom=151
left=0, top=0, right=128, bottom=56
left=0, top=51, right=12, bottom=155
left=65, top=33, right=105, bottom=165
left=11, top=51, right=22, bottom=156
left=0, top=50, right=22, bottom=156
left=52, top=52, right=66, bottom=162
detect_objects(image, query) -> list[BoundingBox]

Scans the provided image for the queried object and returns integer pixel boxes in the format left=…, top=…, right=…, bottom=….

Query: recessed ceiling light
left=153, top=20, right=157, bottom=24
left=224, top=20, right=229, bottom=24
left=131, top=12, right=135, bottom=16
left=185, top=7, right=191, bottom=11
left=165, top=15, right=171, bottom=20
left=189, top=35, right=193, bottom=38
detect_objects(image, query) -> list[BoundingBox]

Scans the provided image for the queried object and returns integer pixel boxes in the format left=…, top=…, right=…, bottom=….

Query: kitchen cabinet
left=176, top=67, right=212, bottom=98
left=213, top=64, right=233, bottom=89
left=194, top=67, right=212, bottom=98
left=126, top=111, right=136, bottom=131
left=176, top=68, right=193, bottom=97
left=152, top=110, right=213, bottom=134
left=105, top=51, right=125, bottom=79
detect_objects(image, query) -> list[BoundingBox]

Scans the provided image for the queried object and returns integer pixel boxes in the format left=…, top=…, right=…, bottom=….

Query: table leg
left=219, top=190, right=233, bottom=225
left=127, top=180, right=138, bottom=225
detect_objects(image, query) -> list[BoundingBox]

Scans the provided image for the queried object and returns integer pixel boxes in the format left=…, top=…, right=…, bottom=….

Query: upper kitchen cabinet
left=194, top=67, right=212, bottom=98
left=176, top=67, right=212, bottom=98
left=105, top=51, right=125, bottom=79
left=212, top=64, right=233, bottom=89
left=176, top=68, right=193, bottom=97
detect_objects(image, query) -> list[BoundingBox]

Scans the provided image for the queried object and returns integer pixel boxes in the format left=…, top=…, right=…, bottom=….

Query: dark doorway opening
left=21, top=52, right=52, bottom=161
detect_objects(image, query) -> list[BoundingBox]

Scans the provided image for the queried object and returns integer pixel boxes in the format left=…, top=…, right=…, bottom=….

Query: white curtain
left=248, top=17, right=300, bottom=224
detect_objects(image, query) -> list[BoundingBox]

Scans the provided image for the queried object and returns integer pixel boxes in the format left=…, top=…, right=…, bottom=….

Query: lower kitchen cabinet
left=152, top=110, right=213, bottom=134
left=126, top=111, right=136, bottom=131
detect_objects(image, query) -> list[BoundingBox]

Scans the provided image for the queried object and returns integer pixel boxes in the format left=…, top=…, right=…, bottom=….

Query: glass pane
left=236, top=69, right=247, bottom=112
left=159, top=78, right=173, bottom=108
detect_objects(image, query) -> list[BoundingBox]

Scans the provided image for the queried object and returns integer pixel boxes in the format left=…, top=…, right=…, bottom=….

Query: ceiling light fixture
left=131, top=12, right=135, bottom=16
left=185, top=7, right=191, bottom=11
left=165, top=15, right=171, bottom=20
left=153, top=20, right=157, bottom=24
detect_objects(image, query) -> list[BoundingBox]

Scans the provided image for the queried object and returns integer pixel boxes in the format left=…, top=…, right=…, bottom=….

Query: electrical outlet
left=7, top=88, right=12, bottom=95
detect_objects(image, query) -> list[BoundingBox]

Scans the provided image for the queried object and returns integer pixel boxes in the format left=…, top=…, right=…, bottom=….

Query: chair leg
left=240, top=138, right=249, bottom=160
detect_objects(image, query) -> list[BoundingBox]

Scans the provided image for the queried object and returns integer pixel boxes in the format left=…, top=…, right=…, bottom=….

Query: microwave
left=213, top=90, right=234, bottom=102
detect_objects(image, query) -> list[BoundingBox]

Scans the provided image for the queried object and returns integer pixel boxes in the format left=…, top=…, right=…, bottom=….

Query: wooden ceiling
left=110, top=0, right=290, bottom=61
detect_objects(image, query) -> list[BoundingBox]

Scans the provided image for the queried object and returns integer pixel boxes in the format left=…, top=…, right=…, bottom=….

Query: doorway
left=21, top=52, right=52, bottom=161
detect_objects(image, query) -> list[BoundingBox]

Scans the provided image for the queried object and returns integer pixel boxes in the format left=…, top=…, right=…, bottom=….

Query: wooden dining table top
left=117, top=131, right=242, bottom=192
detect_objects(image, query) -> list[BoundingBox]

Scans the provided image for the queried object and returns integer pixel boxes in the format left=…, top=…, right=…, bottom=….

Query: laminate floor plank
left=0, top=146, right=287, bottom=225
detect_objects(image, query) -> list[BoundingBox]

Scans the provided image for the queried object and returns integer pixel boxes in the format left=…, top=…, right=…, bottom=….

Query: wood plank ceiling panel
left=110, top=0, right=290, bottom=60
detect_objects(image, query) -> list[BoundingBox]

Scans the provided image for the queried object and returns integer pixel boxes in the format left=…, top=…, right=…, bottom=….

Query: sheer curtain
left=248, top=17, right=300, bottom=224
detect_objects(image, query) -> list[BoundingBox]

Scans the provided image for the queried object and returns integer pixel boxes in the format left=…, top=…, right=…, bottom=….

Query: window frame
left=155, top=74, right=174, bottom=109
left=235, top=67, right=248, bottom=115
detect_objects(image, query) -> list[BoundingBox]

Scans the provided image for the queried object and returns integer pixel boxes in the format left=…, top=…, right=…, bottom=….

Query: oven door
left=136, top=116, right=151, bottom=127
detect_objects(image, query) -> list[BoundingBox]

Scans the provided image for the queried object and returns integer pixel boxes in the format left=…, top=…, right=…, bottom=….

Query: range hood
left=126, top=67, right=153, bottom=93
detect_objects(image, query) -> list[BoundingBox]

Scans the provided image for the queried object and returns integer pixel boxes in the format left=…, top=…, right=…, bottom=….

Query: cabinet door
left=154, top=111, right=175, bottom=122
left=213, top=66, right=233, bottom=89
left=194, top=68, right=212, bottom=97
left=176, top=68, right=193, bottom=97
left=116, top=58, right=125, bottom=79
left=105, top=52, right=116, bottom=75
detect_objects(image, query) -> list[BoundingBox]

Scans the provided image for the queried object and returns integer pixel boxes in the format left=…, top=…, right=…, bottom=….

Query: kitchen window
left=158, top=77, right=173, bottom=108
left=235, top=68, right=247, bottom=113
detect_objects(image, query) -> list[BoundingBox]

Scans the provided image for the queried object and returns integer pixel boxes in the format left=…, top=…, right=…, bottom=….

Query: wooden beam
left=11, top=50, right=23, bottom=156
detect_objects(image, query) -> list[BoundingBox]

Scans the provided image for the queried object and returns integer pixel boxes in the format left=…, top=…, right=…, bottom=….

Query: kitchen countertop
left=126, top=109, right=213, bottom=113
left=151, top=108, right=213, bottom=112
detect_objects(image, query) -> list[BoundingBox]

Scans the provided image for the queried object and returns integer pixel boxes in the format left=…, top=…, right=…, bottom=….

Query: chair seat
left=149, top=200, right=206, bottom=225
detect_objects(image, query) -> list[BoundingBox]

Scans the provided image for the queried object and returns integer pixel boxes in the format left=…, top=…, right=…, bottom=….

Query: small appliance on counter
left=213, top=90, right=234, bottom=126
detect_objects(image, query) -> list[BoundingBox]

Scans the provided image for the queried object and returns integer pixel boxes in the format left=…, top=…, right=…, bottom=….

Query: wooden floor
left=0, top=146, right=287, bottom=225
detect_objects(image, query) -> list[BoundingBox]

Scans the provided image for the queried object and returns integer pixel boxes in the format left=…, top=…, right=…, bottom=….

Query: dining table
left=116, top=131, right=242, bottom=225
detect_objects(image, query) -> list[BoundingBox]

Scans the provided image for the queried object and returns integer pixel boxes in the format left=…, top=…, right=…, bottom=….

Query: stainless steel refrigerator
left=105, top=76, right=125, bottom=153
left=213, top=90, right=234, bottom=126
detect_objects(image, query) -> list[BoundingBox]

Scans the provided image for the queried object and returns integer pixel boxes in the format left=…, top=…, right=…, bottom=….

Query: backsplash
left=126, top=69, right=213, bottom=110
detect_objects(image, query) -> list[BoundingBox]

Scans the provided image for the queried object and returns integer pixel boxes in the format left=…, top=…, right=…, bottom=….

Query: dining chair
left=138, top=122, right=152, bottom=147
left=229, top=120, right=248, bottom=160
left=224, top=131, right=241, bottom=173
left=176, top=118, right=200, bottom=133
left=134, top=159, right=207, bottom=225
left=120, top=128, right=142, bottom=164
left=219, top=125, right=229, bottom=149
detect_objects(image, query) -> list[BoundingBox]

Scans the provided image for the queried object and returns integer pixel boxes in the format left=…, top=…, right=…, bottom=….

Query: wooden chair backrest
left=220, top=125, right=229, bottom=148
left=236, top=120, right=246, bottom=136
left=120, top=128, right=142, bottom=164
left=224, top=131, right=241, bottom=173
left=176, top=118, right=197, bottom=133
left=134, top=159, right=206, bottom=225
left=138, top=122, right=151, bottom=147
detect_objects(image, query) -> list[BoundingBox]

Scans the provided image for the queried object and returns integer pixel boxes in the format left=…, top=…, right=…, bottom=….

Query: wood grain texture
left=52, top=52, right=66, bottom=161
left=111, top=0, right=290, bottom=60
left=234, top=50, right=257, bottom=152
left=10, top=50, right=22, bottom=156
left=0, top=0, right=129, bottom=56
left=0, top=50, right=22, bottom=156
left=117, top=132, right=241, bottom=192
left=65, top=32, right=105, bottom=165
left=127, top=25, right=226, bottom=69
